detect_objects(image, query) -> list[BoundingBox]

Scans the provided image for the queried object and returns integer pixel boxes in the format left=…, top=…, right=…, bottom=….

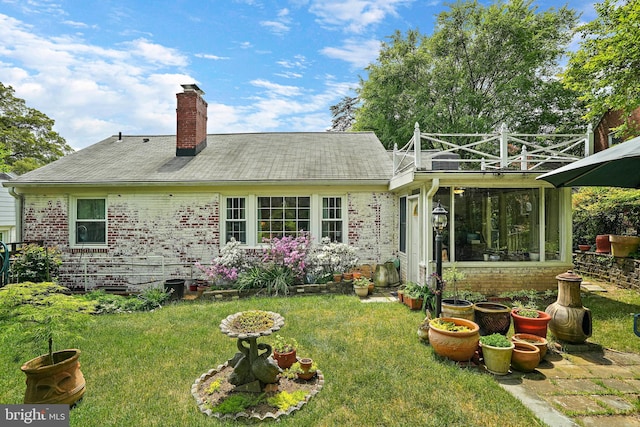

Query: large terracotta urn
left=21, top=349, right=86, bottom=405
left=545, top=270, right=592, bottom=344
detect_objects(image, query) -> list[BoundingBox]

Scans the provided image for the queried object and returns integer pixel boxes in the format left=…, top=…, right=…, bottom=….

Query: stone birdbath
left=218, top=310, right=285, bottom=392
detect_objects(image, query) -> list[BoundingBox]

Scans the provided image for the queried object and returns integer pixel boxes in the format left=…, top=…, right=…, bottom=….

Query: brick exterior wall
left=416, top=262, right=571, bottom=295
left=20, top=190, right=396, bottom=290
left=594, top=108, right=640, bottom=152
left=347, top=192, right=397, bottom=265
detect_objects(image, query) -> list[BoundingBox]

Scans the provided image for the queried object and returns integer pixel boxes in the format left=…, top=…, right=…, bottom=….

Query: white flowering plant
left=306, top=237, right=358, bottom=281
left=195, top=238, right=252, bottom=285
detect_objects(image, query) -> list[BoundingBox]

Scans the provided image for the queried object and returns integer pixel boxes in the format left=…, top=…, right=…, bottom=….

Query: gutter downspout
left=8, top=187, right=23, bottom=242
left=424, top=178, right=440, bottom=278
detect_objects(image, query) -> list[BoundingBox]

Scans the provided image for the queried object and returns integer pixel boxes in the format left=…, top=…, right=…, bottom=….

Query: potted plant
left=0, top=282, right=96, bottom=404
left=511, top=303, right=551, bottom=338
left=428, top=317, right=480, bottom=362
left=441, top=265, right=474, bottom=320
left=272, top=335, right=298, bottom=369
left=353, top=276, right=371, bottom=297
left=479, top=333, right=514, bottom=375
left=403, top=281, right=434, bottom=311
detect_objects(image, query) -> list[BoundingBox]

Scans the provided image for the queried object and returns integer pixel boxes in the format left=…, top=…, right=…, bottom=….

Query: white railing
left=393, top=122, right=593, bottom=175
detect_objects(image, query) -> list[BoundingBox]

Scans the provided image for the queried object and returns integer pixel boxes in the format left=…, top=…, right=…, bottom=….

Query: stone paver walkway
left=497, top=345, right=640, bottom=426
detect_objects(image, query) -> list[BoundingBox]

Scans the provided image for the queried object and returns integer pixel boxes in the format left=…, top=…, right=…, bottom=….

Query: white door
left=408, top=198, right=420, bottom=282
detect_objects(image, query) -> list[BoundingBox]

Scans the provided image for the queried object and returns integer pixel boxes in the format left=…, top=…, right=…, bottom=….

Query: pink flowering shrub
left=261, top=233, right=311, bottom=281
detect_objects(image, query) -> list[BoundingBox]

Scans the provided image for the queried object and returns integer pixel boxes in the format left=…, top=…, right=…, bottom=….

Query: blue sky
left=0, top=0, right=596, bottom=150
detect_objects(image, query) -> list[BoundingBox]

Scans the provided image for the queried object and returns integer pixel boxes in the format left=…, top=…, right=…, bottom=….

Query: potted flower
left=441, top=265, right=474, bottom=320
left=272, top=335, right=298, bottom=369
left=479, top=333, right=514, bottom=375
left=511, top=303, right=551, bottom=338
left=0, top=282, right=96, bottom=404
left=353, top=276, right=371, bottom=297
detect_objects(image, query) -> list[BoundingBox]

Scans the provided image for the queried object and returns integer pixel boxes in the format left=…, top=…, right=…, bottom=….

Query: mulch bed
left=192, top=362, right=324, bottom=421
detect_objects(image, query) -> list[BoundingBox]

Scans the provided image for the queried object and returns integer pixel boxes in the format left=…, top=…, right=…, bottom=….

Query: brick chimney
left=176, top=83, right=207, bottom=156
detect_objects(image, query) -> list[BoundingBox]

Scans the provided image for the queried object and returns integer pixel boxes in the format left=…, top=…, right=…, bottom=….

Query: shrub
left=573, top=188, right=640, bottom=247
left=0, top=282, right=95, bottom=363
left=11, top=244, right=61, bottom=283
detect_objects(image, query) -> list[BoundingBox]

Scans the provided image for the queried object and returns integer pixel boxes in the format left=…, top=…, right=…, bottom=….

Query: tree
left=0, top=82, right=73, bottom=174
left=563, top=0, right=640, bottom=139
left=352, top=0, right=584, bottom=148
left=328, top=95, right=359, bottom=132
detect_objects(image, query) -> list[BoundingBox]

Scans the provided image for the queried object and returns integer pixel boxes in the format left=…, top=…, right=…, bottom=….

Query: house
left=593, top=108, right=640, bottom=152
left=0, top=172, right=17, bottom=243
left=4, top=84, right=590, bottom=293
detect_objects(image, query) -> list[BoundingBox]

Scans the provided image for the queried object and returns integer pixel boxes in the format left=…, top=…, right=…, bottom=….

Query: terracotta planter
left=578, top=244, right=591, bottom=252
left=511, top=308, right=551, bottom=338
left=473, top=302, right=511, bottom=336
left=397, top=290, right=404, bottom=303
left=332, top=273, right=342, bottom=283
left=609, top=235, right=640, bottom=258
left=273, top=349, right=297, bottom=369
left=352, top=272, right=362, bottom=280
left=21, top=349, right=85, bottom=405
left=343, top=272, right=353, bottom=281
left=511, top=341, right=540, bottom=372
left=511, top=333, right=548, bottom=359
left=441, top=299, right=474, bottom=321
left=480, top=341, right=514, bottom=375
left=428, top=317, right=480, bottom=362
left=299, top=358, right=313, bottom=372
left=404, top=295, right=424, bottom=310
left=368, top=283, right=374, bottom=295
left=595, top=234, right=611, bottom=254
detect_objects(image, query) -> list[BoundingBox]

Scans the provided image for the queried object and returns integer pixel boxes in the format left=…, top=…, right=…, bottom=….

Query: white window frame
left=70, top=196, right=108, bottom=248
left=221, top=194, right=346, bottom=247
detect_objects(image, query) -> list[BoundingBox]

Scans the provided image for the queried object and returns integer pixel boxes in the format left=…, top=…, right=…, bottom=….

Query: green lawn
left=1, top=294, right=543, bottom=427
left=2, top=278, right=638, bottom=427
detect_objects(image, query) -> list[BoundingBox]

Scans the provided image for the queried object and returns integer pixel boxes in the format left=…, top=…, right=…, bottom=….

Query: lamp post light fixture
left=432, top=200, right=448, bottom=318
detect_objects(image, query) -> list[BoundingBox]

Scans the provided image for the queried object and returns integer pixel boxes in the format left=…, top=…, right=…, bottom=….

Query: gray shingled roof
left=9, top=132, right=393, bottom=187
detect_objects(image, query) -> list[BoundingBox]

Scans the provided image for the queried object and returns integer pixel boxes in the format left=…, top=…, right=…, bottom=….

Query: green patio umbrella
left=536, top=135, right=640, bottom=188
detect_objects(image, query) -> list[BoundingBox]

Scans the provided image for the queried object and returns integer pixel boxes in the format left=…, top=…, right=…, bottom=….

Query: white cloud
left=250, top=79, right=302, bottom=97
left=0, top=13, right=195, bottom=149
left=320, top=38, right=381, bottom=68
left=194, top=53, right=230, bottom=60
left=260, top=8, right=291, bottom=35
left=309, top=0, right=412, bottom=33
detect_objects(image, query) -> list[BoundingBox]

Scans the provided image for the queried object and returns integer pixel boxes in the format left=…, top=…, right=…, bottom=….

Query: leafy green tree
left=352, top=0, right=584, bottom=148
left=563, top=0, right=640, bottom=139
left=0, top=82, right=73, bottom=174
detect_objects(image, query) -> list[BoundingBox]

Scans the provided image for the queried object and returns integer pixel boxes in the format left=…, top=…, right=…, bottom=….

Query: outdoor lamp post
left=432, top=200, right=448, bottom=318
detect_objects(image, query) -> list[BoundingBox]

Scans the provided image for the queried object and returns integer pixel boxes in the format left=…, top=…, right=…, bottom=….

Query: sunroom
left=391, top=123, right=593, bottom=293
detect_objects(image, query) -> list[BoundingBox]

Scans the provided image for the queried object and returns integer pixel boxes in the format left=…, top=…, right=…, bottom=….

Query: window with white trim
left=322, top=197, right=343, bottom=242
left=225, top=197, right=247, bottom=243
left=222, top=195, right=345, bottom=245
left=74, top=198, right=107, bottom=245
left=258, top=196, right=310, bottom=241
